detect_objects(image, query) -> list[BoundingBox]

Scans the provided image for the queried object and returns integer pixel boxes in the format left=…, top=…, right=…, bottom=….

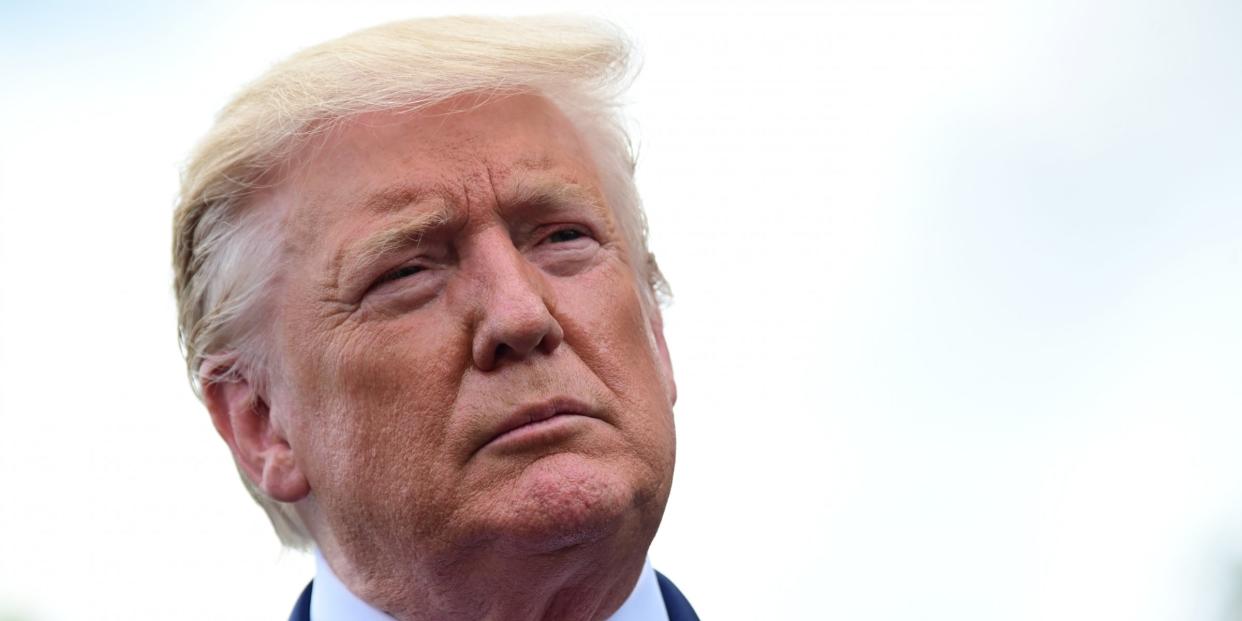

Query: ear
left=648, top=308, right=677, bottom=406
left=202, top=365, right=310, bottom=503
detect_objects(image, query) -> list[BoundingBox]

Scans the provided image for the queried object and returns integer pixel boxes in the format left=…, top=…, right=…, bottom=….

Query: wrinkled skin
left=218, top=94, right=677, bottom=620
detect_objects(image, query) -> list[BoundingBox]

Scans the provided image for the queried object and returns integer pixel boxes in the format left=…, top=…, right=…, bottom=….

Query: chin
left=492, top=452, right=647, bottom=554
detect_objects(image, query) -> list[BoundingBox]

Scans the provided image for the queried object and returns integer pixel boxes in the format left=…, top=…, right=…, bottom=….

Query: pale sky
left=1, top=1, right=1240, bottom=620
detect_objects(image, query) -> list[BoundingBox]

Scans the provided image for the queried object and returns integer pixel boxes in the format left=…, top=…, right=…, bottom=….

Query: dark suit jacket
left=289, top=571, right=700, bottom=621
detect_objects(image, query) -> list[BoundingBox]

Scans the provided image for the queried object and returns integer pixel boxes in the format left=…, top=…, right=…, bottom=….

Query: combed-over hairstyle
left=172, top=16, right=668, bottom=549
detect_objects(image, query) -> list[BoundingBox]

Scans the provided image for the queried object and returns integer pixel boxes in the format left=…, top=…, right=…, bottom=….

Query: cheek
left=556, top=262, right=675, bottom=449
left=560, top=265, right=664, bottom=392
left=279, top=311, right=468, bottom=495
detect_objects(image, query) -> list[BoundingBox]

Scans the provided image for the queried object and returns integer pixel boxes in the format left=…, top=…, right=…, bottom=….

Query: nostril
left=493, top=343, right=514, bottom=362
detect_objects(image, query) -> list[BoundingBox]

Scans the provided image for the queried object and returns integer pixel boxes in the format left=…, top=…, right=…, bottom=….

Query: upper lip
left=478, top=396, right=596, bottom=452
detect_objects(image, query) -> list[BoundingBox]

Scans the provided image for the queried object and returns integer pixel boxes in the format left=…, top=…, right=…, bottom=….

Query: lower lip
left=484, top=414, right=592, bottom=454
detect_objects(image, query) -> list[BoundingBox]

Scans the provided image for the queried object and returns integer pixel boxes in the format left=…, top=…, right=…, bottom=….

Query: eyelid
left=363, top=256, right=439, bottom=299
left=375, top=263, right=425, bottom=285
left=535, top=223, right=595, bottom=245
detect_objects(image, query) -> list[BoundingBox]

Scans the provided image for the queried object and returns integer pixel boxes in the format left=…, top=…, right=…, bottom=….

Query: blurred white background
left=2, top=1, right=1240, bottom=619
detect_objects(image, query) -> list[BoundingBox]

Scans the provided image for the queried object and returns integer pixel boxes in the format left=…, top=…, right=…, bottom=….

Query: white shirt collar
left=310, top=549, right=389, bottom=620
left=310, top=549, right=668, bottom=621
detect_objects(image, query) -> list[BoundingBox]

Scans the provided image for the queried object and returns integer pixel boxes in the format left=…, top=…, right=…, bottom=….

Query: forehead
left=274, top=93, right=603, bottom=232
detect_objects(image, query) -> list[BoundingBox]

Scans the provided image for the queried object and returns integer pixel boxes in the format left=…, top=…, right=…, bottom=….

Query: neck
left=315, top=533, right=650, bottom=621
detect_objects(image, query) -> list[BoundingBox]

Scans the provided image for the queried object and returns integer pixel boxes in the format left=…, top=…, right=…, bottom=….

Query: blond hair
left=172, top=15, right=667, bottom=549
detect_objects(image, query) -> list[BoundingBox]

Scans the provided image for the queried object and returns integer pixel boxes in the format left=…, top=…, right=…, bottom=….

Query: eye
left=543, top=228, right=588, bottom=244
left=375, top=264, right=424, bottom=286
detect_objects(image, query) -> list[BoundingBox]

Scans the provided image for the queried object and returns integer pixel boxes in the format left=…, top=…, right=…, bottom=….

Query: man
left=172, top=16, right=698, bottom=621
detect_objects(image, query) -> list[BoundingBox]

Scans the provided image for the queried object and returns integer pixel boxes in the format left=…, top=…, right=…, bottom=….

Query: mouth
left=477, top=397, right=597, bottom=456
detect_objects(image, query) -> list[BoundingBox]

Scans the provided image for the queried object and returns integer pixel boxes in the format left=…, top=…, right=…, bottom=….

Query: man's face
left=262, top=94, right=676, bottom=566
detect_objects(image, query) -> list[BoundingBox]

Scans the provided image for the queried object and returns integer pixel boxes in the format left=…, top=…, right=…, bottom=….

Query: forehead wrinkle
left=359, top=185, right=450, bottom=215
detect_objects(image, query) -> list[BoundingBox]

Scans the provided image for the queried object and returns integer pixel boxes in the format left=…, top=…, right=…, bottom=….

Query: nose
left=469, top=233, right=564, bottom=371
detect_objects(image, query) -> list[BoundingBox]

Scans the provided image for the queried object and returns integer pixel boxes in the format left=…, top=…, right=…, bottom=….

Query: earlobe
left=202, top=366, right=310, bottom=503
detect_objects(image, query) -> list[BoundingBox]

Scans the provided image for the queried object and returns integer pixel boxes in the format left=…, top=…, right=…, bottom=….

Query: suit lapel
left=289, top=580, right=312, bottom=621
left=656, top=572, right=701, bottom=621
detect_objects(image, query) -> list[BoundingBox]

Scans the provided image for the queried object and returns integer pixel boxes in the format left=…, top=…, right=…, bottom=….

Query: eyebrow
left=503, top=178, right=610, bottom=222
left=341, top=177, right=609, bottom=280
left=345, top=190, right=456, bottom=275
